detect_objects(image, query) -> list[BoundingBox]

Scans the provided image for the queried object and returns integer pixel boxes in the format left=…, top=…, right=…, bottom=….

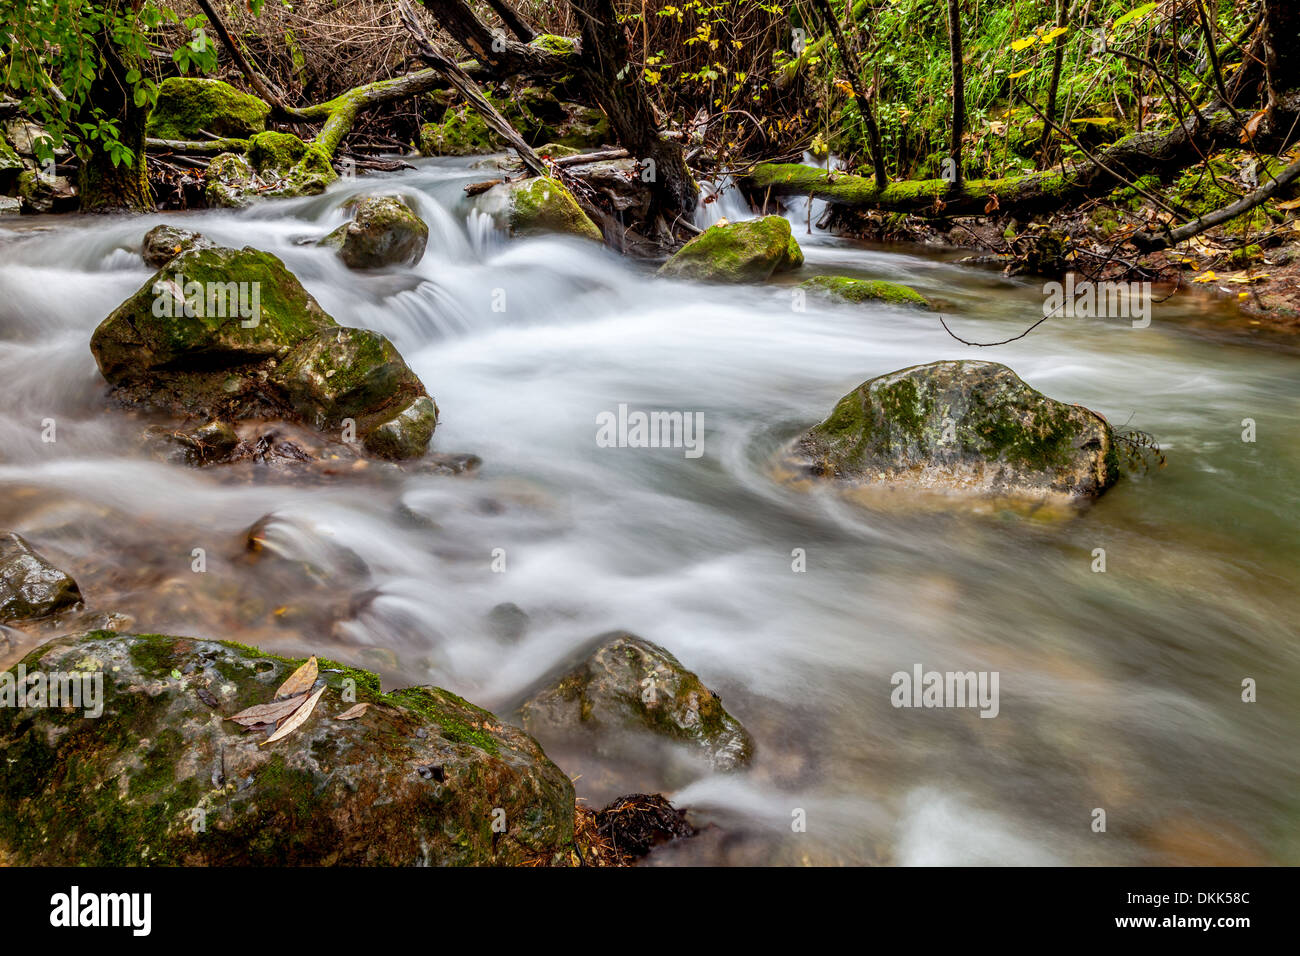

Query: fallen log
left=146, top=137, right=249, bottom=154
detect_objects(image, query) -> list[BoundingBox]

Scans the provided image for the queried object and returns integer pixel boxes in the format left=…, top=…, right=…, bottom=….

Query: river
left=1, top=156, right=1296, bottom=865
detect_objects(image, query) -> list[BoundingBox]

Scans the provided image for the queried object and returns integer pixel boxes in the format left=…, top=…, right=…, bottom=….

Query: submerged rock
left=91, top=244, right=437, bottom=459
left=800, top=275, right=930, bottom=309
left=321, top=196, right=429, bottom=269
left=147, top=77, right=269, bottom=141
left=793, top=361, right=1120, bottom=500
left=362, top=395, right=440, bottom=460
left=484, top=176, right=603, bottom=242
left=659, top=216, right=803, bottom=282
left=521, top=632, right=754, bottom=772
left=141, top=224, right=213, bottom=268
left=0, top=632, right=575, bottom=865
left=0, top=533, right=82, bottom=623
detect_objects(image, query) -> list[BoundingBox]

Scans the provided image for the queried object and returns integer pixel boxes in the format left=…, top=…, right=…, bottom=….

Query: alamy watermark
left=890, top=664, right=1000, bottom=718
left=0, top=665, right=103, bottom=718
left=151, top=274, right=261, bottom=328
left=595, top=404, right=704, bottom=459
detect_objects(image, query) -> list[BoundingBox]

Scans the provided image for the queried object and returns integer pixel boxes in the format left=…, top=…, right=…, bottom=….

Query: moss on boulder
left=247, top=130, right=307, bottom=174
left=795, top=361, right=1120, bottom=501
left=0, top=632, right=575, bottom=865
left=90, top=244, right=437, bottom=458
left=520, top=632, right=753, bottom=774
left=418, top=106, right=498, bottom=156
left=800, top=275, right=930, bottom=309
left=322, top=195, right=429, bottom=270
left=659, top=215, right=803, bottom=283
left=148, top=78, right=269, bottom=141
left=484, top=176, right=602, bottom=242
left=270, top=327, right=425, bottom=433
left=363, top=395, right=440, bottom=460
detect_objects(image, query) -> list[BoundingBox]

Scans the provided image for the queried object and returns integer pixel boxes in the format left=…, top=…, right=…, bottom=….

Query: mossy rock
left=1227, top=244, right=1263, bottom=268
left=0, top=136, right=22, bottom=186
left=800, top=275, right=930, bottom=309
left=247, top=130, right=307, bottom=174
left=659, top=216, right=803, bottom=283
left=520, top=632, right=753, bottom=774
left=0, top=632, right=574, bottom=865
left=529, top=34, right=579, bottom=57
left=92, top=244, right=436, bottom=456
left=15, top=169, right=77, bottom=214
left=148, top=77, right=270, bottom=141
left=324, top=195, right=429, bottom=270
left=141, top=224, right=214, bottom=268
left=418, top=106, right=499, bottom=157
left=0, top=532, right=82, bottom=623
left=270, top=327, right=426, bottom=435
left=91, top=245, right=336, bottom=398
left=486, top=176, right=602, bottom=242
left=794, top=361, right=1120, bottom=501
left=554, top=105, right=609, bottom=149
left=362, top=395, right=440, bottom=460
left=205, top=144, right=335, bottom=207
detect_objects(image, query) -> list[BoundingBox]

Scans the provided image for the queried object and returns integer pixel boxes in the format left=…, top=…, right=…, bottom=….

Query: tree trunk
left=1038, top=0, right=1070, bottom=161
left=810, top=0, right=886, bottom=187
left=77, top=32, right=150, bottom=213
left=946, top=0, right=965, bottom=190
left=1263, top=0, right=1300, bottom=137
left=569, top=0, right=697, bottom=221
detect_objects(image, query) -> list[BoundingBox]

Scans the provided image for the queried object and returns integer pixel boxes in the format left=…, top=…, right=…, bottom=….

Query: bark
left=810, top=0, right=886, bottom=187
left=946, top=0, right=965, bottom=190
left=192, top=0, right=303, bottom=121
left=417, top=0, right=575, bottom=77
left=569, top=0, right=697, bottom=220
left=78, top=27, right=150, bottom=213
left=1263, top=0, right=1300, bottom=135
left=483, top=0, right=536, bottom=42
left=1038, top=0, right=1070, bottom=160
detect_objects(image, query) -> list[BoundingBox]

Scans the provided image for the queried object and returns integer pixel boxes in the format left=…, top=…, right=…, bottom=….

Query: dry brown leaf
left=226, top=692, right=309, bottom=727
left=261, top=685, right=326, bottom=746
left=275, top=655, right=318, bottom=699
left=334, top=703, right=370, bottom=721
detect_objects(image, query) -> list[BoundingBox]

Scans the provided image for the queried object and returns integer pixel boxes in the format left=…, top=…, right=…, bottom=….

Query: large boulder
left=793, top=361, right=1121, bottom=500
left=0, top=533, right=81, bottom=623
left=147, top=77, right=269, bottom=140
left=521, top=632, right=754, bottom=773
left=483, top=176, right=602, bottom=242
left=659, top=215, right=803, bottom=282
left=90, top=243, right=437, bottom=458
left=800, top=275, right=930, bottom=309
left=0, top=632, right=574, bottom=865
left=320, top=196, right=429, bottom=269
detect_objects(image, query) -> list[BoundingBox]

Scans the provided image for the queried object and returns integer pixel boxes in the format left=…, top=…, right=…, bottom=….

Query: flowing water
left=1, top=157, right=1297, bottom=865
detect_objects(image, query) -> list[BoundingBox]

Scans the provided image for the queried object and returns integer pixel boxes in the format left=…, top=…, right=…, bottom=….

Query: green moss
left=875, top=378, right=931, bottom=444
left=418, top=107, right=499, bottom=157
left=505, top=176, right=603, bottom=241
left=247, top=131, right=307, bottom=173
left=383, top=687, right=500, bottom=754
left=529, top=34, right=579, bottom=58
left=800, top=275, right=930, bottom=308
left=148, top=77, right=269, bottom=141
left=964, top=389, right=1076, bottom=469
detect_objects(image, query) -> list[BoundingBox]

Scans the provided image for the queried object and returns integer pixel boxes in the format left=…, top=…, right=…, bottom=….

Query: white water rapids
left=1, top=157, right=1296, bottom=865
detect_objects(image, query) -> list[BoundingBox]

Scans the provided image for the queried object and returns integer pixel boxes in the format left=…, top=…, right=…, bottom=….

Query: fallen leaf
left=335, top=703, right=370, bottom=721
left=275, top=655, right=318, bottom=699
left=196, top=687, right=219, bottom=709
left=262, top=685, right=326, bottom=746
left=984, top=194, right=1001, bottom=214
left=1274, top=197, right=1300, bottom=211
left=226, top=692, right=309, bottom=727
left=1192, top=270, right=1218, bottom=283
